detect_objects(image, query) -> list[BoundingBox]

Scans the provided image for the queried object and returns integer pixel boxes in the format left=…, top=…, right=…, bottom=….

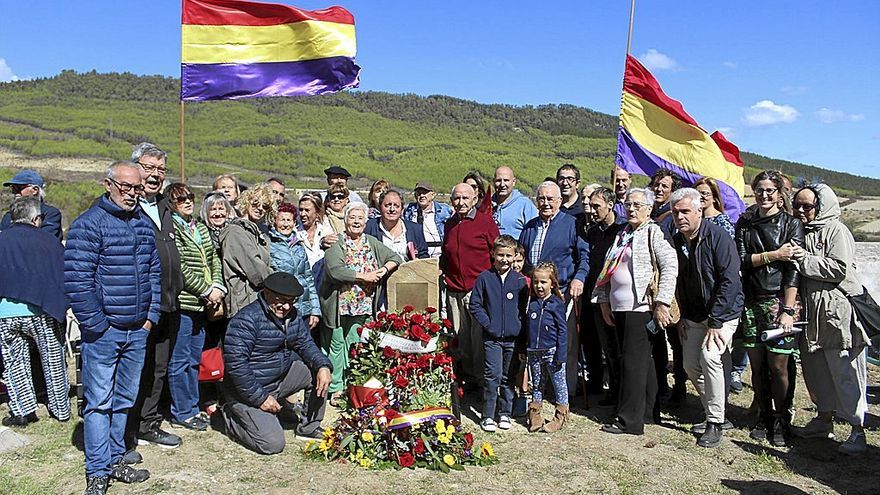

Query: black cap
left=323, top=165, right=351, bottom=178
left=262, top=272, right=303, bottom=297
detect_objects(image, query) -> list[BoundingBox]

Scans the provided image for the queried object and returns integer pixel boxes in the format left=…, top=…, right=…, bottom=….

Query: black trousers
left=592, top=304, right=621, bottom=401
left=127, top=310, right=180, bottom=445
left=614, top=311, right=657, bottom=435
left=580, top=301, right=605, bottom=394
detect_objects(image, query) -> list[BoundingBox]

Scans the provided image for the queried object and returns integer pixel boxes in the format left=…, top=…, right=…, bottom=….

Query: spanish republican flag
left=181, top=0, right=360, bottom=101
left=617, top=55, right=746, bottom=220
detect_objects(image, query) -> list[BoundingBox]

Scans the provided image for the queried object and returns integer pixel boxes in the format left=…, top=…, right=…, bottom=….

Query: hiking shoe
left=2, top=414, right=30, bottom=427
left=770, top=416, right=788, bottom=447
left=138, top=425, right=182, bottom=449
left=838, top=430, right=867, bottom=455
left=691, top=419, right=734, bottom=435
left=729, top=371, right=744, bottom=394
left=170, top=415, right=208, bottom=431
left=294, top=428, right=324, bottom=440
left=83, top=475, right=109, bottom=495
left=697, top=422, right=723, bottom=448
left=792, top=417, right=834, bottom=439
left=749, top=420, right=767, bottom=441
left=498, top=416, right=512, bottom=430
left=110, top=462, right=150, bottom=483
left=480, top=418, right=498, bottom=433
left=122, top=449, right=143, bottom=465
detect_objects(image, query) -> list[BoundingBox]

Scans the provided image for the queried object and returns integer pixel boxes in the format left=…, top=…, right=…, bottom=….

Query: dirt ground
left=1, top=362, right=879, bottom=495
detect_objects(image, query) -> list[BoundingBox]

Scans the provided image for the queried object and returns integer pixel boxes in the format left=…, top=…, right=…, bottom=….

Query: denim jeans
left=81, top=326, right=148, bottom=476
left=169, top=310, right=206, bottom=422
left=483, top=338, right=518, bottom=420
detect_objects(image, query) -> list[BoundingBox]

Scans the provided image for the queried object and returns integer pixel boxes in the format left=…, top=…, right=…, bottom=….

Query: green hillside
left=1, top=70, right=878, bottom=201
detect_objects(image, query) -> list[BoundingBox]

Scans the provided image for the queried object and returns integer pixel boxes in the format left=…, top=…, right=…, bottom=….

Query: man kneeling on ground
left=222, top=272, right=332, bottom=454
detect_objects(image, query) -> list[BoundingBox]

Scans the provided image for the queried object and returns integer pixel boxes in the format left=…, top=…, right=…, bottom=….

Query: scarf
left=594, top=225, right=635, bottom=288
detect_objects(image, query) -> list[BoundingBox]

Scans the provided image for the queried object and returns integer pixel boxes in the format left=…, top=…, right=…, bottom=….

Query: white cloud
left=815, top=107, right=865, bottom=124
left=715, top=127, right=737, bottom=139
left=0, top=58, right=19, bottom=82
left=743, top=100, right=800, bottom=127
left=722, top=61, right=737, bottom=69
left=781, top=85, right=808, bottom=96
left=637, top=49, right=680, bottom=71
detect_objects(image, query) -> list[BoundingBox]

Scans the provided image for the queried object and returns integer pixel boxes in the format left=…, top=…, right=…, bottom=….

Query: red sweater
left=440, top=209, right=499, bottom=292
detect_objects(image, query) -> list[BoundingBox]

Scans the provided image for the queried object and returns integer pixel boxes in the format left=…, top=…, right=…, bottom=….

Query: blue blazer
left=364, top=218, right=429, bottom=261
left=519, top=212, right=589, bottom=290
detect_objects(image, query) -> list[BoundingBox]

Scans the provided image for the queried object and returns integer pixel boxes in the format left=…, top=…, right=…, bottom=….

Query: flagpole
left=625, top=0, right=636, bottom=55
left=179, top=100, right=186, bottom=183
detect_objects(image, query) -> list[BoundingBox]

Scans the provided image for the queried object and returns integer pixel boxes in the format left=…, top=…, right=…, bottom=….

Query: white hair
left=669, top=187, right=702, bottom=211
left=106, top=160, right=140, bottom=180
left=627, top=187, right=655, bottom=206
left=536, top=181, right=561, bottom=198
left=344, top=201, right=369, bottom=218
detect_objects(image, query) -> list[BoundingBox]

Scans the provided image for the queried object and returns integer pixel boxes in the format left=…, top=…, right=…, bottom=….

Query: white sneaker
left=792, top=417, right=834, bottom=439
left=498, top=416, right=512, bottom=430
left=838, top=430, right=867, bottom=455
left=480, top=418, right=497, bottom=433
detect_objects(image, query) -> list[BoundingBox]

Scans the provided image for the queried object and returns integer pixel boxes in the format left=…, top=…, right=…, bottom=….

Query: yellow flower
left=355, top=449, right=364, bottom=460
left=361, top=430, right=374, bottom=442
left=438, top=433, right=450, bottom=445
left=318, top=440, right=330, bottom=452
left=304, top=440, right=315, bottom=450
left=359, top=458, right=373, bottom=468
left=434, top=419, right=446, bottom=434
left=446, top=425, right=455, bottom=436
left=323, top=427, right=334, bottom=439
left=480, top=442, right=495, bottom=458
left=443, top=454, right=456, bottom=466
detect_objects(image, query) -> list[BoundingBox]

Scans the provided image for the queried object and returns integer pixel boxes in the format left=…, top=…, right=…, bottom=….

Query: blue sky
left=1, top=1, right=878, bottom=177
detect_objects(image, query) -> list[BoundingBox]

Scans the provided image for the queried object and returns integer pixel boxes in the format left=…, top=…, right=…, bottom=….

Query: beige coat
left=795, top=184, right=869, bottom=352
left=219, top=218, right=273, bottom=318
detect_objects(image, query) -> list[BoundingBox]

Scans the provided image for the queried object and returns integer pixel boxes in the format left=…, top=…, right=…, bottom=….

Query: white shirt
left=422, top=208, right=442, bottom=258
left=296, top=219, right=332, bottom=267
left=379, top=220, right=409, bottom=260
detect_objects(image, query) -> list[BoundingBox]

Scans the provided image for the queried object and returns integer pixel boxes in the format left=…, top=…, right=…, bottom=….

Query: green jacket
left=319, top=234, right=402, bottom=329
left=172, top=215, right=225, bottom=312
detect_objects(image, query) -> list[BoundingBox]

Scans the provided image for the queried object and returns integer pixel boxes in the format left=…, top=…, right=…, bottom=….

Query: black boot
left=83, top=475, right=109, bottom=495
left=697, top=422, right=723, bottom=448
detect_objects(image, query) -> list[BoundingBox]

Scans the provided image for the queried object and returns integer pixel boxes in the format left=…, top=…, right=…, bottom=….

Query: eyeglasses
left=557, top=176, right=578, bottom=184
left=536, top=196, right=559, bottom=203
left=108, top=177, right=145, bottom=194
left=793, top=203, right=817, bottom=212
left=698, top=191, right=713, bottom=198
left=137, top=161, right=168, bottom=175
left=328, top=194, right=346, bottom=201
left=10, top=184, right=35, bottom=194
left=624, top=201, right=648, bottom=209
left=754, top=187, right=778, bottom=197
left=173, top=193, right=195, bottom=204
left=250, top=201, right=268, bottom=210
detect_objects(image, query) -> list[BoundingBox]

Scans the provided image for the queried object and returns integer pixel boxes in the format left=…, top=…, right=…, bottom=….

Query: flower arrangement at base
left=303, top=306, right=498, bottom=471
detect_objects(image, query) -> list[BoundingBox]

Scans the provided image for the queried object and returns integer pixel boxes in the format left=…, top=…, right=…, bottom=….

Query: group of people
left=0, top=143, right=873, bottom=494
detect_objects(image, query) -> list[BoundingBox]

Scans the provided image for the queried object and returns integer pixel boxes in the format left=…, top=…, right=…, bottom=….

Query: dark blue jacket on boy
left=525, top=295, right=568, bottom=364
left=469, top=267, right=528, bottom=340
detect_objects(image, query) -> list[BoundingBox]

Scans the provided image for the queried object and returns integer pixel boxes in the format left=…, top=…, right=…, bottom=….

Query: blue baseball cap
left=3, top=169, right=45, bottom=188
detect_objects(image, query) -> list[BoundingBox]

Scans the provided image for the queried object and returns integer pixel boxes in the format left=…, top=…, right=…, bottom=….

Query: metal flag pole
left=626, top=0, right=636, bottom=55
left=179, top=100, right=186, bottom=183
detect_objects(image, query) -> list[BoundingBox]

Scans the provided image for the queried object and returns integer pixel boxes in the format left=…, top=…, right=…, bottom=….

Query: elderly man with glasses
left=519, top=181, right=590, bottom=398
left=65, top=161, right=162, bottom=494
left=123, top=143, right=186, bottom=459
left=1, top=169, right=63, bottom=239
left=222, top=272, right=332, bottom=454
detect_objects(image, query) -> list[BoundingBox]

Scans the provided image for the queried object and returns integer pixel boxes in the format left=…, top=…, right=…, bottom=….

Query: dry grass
left=1, top=365, right=879, bottom=495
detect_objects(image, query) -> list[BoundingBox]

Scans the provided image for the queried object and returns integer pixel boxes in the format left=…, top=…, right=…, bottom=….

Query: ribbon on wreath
left=348, top=385, right=389, bottom=410
left=386, top=406, right=455, bottom=430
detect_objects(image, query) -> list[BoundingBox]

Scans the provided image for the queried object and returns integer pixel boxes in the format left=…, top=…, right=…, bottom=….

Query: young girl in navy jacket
left=524, top=262, right=569, bottom=432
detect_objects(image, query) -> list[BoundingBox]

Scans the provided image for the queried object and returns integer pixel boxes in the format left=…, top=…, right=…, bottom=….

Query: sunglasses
left=793, top=203, right=817, bottom=212
left=328, top=194, right=346, bottom=201
left=173, top=193, right=195, bottom=204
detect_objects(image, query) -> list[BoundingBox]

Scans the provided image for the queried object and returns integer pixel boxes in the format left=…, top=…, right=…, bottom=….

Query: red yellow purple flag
left=181, top=0, right=360, bottom=101
left=616, top=54, right=746, bottom=220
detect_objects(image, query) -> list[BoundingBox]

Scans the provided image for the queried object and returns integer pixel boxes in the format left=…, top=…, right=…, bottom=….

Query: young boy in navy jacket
left=469, top=235, right=529, bottom=432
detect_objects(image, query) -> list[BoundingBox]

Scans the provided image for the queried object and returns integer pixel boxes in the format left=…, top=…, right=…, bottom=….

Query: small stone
left=0, top=426, right=31, bottom=454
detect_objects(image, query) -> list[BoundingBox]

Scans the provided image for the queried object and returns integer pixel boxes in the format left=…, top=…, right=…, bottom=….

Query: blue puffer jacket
left=525, top=295, right=567, bottom=364
left=267, top=228, right=320, bottom=318
left=223, top=294, right=332, bottom=407
left=64, top=195, right=161, bottom=336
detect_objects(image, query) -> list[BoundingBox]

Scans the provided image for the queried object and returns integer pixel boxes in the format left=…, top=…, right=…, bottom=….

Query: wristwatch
left=780, top=306, right=796, bottom=317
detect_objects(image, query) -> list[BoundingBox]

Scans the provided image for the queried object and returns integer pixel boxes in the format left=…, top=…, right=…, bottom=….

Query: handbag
left=199, top=346, right=224, bottom=382
left=846, top=287, right=880, bottom=339
left=646, top=227, right=680, bottom=324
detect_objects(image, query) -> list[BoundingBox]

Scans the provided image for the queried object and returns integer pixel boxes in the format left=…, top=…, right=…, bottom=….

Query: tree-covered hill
left=1, top=70, right=878, bottom=198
